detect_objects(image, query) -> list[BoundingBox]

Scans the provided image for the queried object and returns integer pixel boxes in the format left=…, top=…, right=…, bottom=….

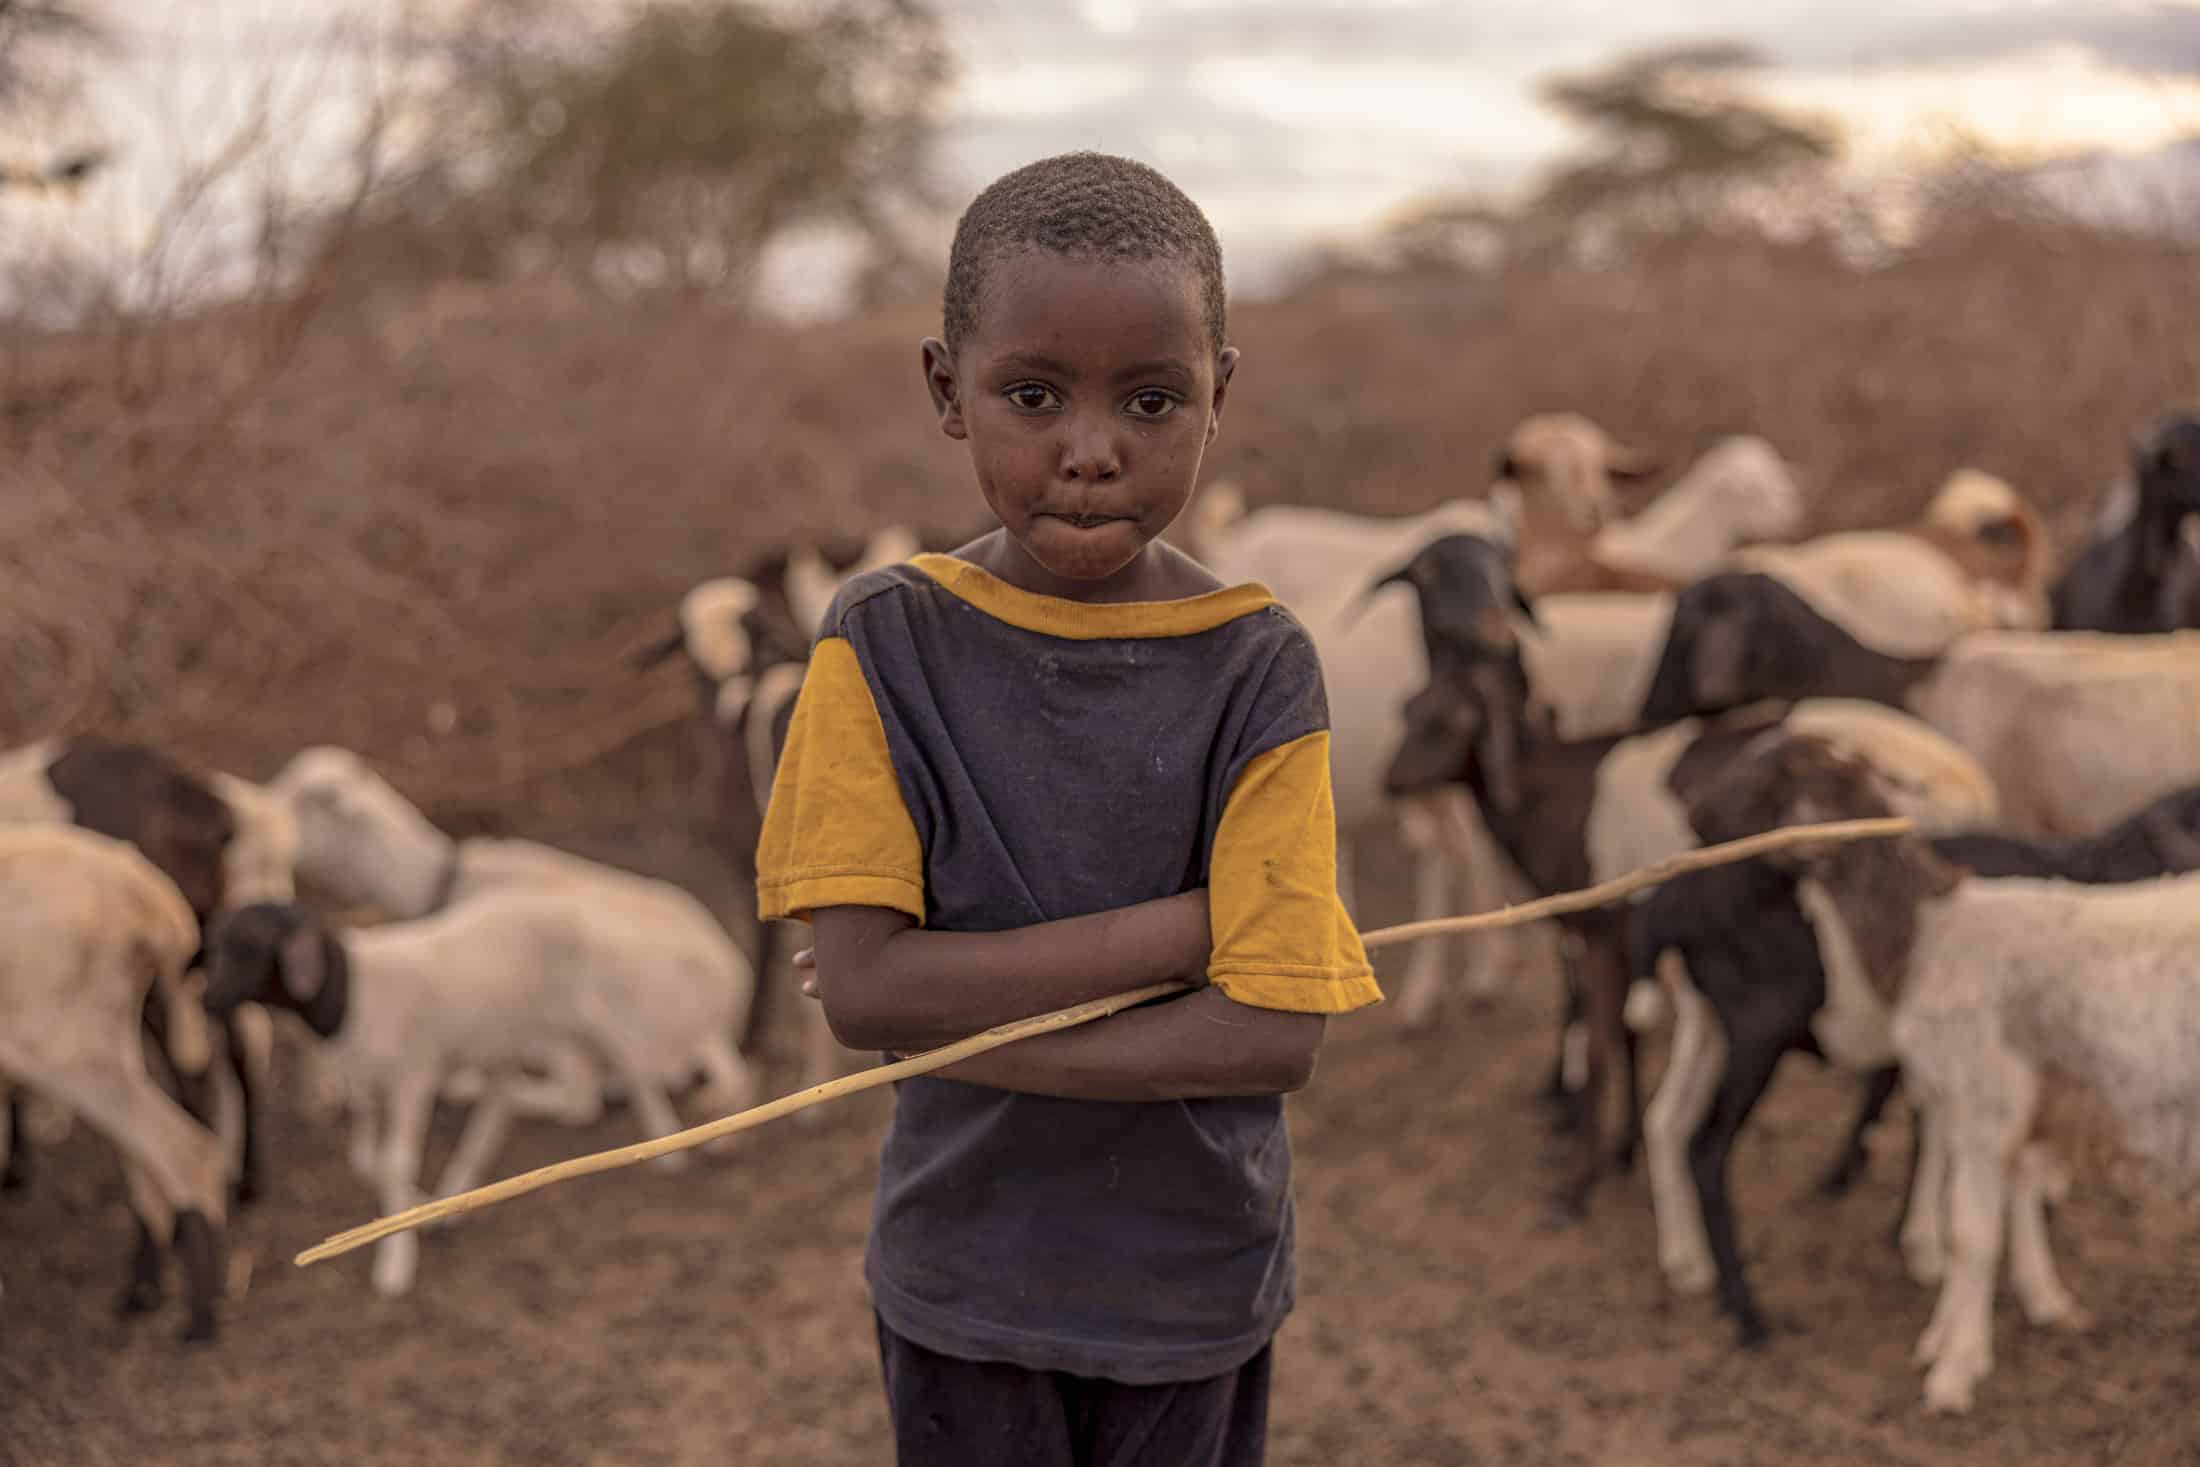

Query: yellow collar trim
left=907, top=553, right=1277, bottom=640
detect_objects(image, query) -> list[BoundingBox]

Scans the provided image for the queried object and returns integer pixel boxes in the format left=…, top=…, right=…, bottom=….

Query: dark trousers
left=874, top=1315, right=1272, bottom=1467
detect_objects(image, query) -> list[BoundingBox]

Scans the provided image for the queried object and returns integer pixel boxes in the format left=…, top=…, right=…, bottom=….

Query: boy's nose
left=1059, top=424, right=1122, bottom=483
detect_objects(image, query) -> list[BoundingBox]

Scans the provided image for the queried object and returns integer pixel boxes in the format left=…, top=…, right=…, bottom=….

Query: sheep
left=1374, top=533, right=2000, bottom=1218
left=1633, top=771, right=2200, bottom=1348
left=203, top=892, right=741, bottom=1298
left=0, top=740, right=290, bottom=1207
left=1640, top=570, right=2200, bottom=839
left=0, top=825, right=228, bottom=1341
left=267, top=744, right=756, bottom=1134
left=1685, top=734, right=2200, bottom=1414
left=2052, top=412, right=2200, bottom=633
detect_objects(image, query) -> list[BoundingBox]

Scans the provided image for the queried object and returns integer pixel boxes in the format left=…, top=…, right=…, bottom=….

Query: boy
left=756, top=150, right=1381, bottom=1467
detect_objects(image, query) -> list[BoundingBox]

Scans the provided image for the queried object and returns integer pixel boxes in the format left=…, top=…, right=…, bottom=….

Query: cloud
left=1787, top=2, right=2200, bottom=74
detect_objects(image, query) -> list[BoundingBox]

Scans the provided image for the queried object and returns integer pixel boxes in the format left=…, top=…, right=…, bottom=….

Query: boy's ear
left=920, top=337, right=968, bottom=441
left=1206, top=346, right=1239, bottom=445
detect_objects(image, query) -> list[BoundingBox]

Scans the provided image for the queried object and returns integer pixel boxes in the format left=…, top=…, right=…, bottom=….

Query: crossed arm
left=803, top=893, right=1326, bottom=1102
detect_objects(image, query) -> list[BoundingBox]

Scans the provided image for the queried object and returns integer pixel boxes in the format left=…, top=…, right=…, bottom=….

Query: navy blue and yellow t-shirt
left=757, top=551, right=1380, bottom=1384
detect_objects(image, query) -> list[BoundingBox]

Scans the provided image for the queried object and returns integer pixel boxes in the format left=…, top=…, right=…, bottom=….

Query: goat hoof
left=180, top=1316, right=218, bottom=1346
left=1662, top=1255, right=1717, bottom=1297
left=117, top=1279, right=164, bottom=1317
left=0, top=1169, right=27, bottom=1195
left=1734, top=1315, right=1772, bottom=1351
left=2028, top=1296, right=2093, bottom=1334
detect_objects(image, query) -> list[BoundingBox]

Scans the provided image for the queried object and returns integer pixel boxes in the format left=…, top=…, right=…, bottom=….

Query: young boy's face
left=923, top=250, right=1236, bottom=591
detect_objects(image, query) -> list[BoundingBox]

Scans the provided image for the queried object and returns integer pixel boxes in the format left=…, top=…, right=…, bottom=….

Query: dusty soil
left=5, top=835, right=2195, bottom=1467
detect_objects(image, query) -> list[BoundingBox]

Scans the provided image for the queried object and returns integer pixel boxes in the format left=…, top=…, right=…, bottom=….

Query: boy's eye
left=1126, top=390, right=1178, bottom=419
left=1006, top=383, right=1059, bottom=411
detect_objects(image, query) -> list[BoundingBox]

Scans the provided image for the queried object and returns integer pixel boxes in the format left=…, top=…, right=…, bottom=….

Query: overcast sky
left=5, top=0, right=2199, bottom=306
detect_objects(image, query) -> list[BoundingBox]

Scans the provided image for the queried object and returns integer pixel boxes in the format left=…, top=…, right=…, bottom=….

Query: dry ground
left=5, top=834, right=2194, bottom=1467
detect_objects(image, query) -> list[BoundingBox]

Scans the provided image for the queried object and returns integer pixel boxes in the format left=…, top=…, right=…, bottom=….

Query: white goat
left=0, top=826, right=229, bottom=1340
left=1722, top=742, right=2200, bottom=1414
left=204, top=892, right=743, bottom=1298
left=1593, top=435, right=1805, bottom=583
left=1730, top=469, right=2052, bottom=656
left=1893, top=871, right=2200, bottom=1413
left=268, top=745, right=756, bottom=1134
left=1907, top=630, right=2200, bottom=838
left=0, top=742, right=292, bottom=1203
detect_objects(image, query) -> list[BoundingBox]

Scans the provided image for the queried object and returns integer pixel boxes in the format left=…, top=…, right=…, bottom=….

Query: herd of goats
left=1, top=408, right=2196, bottom=1419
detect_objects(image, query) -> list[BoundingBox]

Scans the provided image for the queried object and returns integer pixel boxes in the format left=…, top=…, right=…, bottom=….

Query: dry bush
left=2, top=187, right=2196, bottom=873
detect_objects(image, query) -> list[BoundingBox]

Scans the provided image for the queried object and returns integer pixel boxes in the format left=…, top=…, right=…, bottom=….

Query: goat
left=1374, top=534, right=1999, bottom=1219
left=0, top=826, right=228, bottom=1341
left=2052, top=412, right=2200, bottom=633
left=1632, top=773, right=2200, bottom=1349
left=205, top=894, right=740, bottom=1298
left=1593, top=434, right=1805, bottom=583
left=1728, top=470, right=2052, bottom=656
left=643, top=522, right=963, bottom=1089
left=268, top=745, right=755, bottom=1141
left=1640, top=572, right=2200, bottom=839
left=1412, top=460, right=2029, bottom=1022
left=1689, top=734, right=2200, bottom=1414
left=0, top=739, right=290, bottom=1309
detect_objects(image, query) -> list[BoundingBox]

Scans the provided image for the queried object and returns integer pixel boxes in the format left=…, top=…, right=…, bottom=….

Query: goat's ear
left=279, top=926, right=327, bottom=1003
left=1384, top=686, right=1478, bottom=797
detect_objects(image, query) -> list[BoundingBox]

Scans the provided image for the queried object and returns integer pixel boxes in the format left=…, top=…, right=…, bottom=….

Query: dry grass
left=2, top=211, right=2196, bottom=855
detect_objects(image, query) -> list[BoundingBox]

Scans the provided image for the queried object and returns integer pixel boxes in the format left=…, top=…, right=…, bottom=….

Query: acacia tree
left=361, top=0, right=947, bottom=299
left=1530, top=41, right=1841, bottom=238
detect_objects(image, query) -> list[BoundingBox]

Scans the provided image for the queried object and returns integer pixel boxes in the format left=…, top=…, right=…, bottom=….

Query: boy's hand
left=793, top=946, right=819, bottom=999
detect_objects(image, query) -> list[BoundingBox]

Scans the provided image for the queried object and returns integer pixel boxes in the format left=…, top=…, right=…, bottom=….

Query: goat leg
left=0, top=1091, right=28, bottom=1192
left=1817, top=1064, right=1900, bottom=1198
left=225, top=1012, right=265, bottom=1207
left=118, top=1216, right=165, bottom=1317
left=1690, top=1036, right=1789, bottom=1349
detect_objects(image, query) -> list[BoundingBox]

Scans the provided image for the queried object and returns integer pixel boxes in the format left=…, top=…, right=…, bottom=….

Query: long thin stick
left=294, top=980, right=1191, bottom=1267
left=294, top=813, right=1911, bottom=1268
left=1356, top=815, right=1913, bottom=951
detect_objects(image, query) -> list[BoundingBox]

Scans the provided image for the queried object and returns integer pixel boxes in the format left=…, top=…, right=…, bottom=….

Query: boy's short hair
left=942, top=150, right=1227, bottom=357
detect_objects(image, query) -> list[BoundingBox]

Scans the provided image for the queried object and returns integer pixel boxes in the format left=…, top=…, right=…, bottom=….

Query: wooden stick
left=293, top=814, right=1911, bottom=1268
left=294, top=979, right=1191, bottom=1267
left=1356, top=815, right=1914, bottom=951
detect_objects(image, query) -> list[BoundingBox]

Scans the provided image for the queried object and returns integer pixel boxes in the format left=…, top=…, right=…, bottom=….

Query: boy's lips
left=1042, top=511, right=1134, bottom=530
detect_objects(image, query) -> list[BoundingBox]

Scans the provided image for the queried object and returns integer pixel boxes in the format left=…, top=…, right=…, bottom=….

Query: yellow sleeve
left=755, top=636, right=926, bottom=925
left=1207, top=730, right=1382, bottom=1014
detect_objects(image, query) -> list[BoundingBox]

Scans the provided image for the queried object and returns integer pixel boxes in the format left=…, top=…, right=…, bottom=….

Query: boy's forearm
left=812, top=891, right=1213, bottom=1053
left=917, top=988, right=1325, bottom=1101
